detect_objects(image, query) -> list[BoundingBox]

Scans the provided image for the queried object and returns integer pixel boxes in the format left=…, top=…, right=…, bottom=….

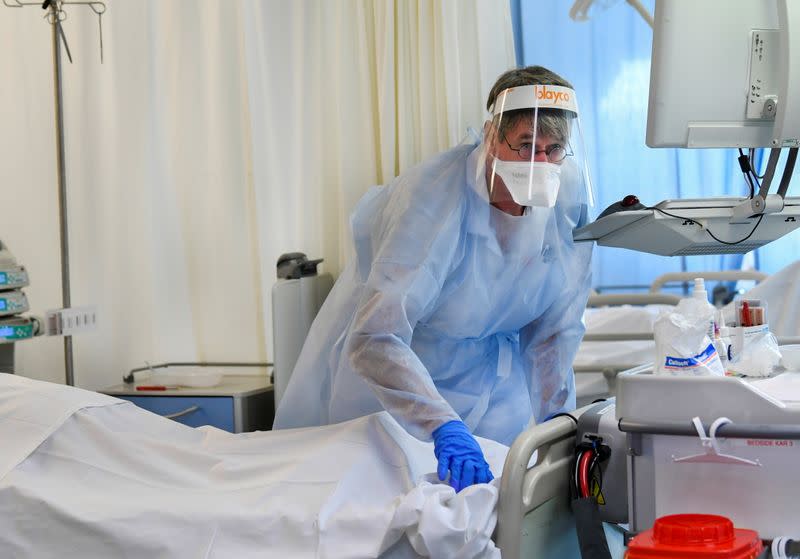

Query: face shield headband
left=483, top=84, right=593, bottom=210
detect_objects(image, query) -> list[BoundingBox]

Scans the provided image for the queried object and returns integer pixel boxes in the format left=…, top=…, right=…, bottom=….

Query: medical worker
left=274, top=66, right=594, bottom=492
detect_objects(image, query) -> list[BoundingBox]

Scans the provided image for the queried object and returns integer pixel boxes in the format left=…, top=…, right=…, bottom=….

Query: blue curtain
left=508, top=0, right=796, bottom=292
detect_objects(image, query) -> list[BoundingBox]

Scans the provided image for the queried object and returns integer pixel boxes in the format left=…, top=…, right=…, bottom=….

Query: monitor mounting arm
left=731, top=147, right=798, bottom=222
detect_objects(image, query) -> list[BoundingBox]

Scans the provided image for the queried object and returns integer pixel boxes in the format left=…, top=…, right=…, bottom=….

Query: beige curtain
left=0, top=0, right=515, bottom=389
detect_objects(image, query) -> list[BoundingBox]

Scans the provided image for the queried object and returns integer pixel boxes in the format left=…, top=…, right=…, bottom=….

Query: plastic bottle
left=714, top=309, right=730, bottom=369
left=719, top=324, right=731, bottom=365
left=692, top=278, right=716, bottom=340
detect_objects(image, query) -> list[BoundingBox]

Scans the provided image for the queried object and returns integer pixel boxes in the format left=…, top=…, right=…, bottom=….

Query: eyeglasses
left=501, top=134, right=573, bottom=163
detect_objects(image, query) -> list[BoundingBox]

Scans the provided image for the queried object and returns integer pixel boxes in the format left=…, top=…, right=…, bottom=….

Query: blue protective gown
left=273, top=142, right=593, bottom=446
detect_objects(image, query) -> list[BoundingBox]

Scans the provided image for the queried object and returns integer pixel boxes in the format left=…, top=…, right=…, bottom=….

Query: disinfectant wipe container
left=654, top=297, right=724, bottom=376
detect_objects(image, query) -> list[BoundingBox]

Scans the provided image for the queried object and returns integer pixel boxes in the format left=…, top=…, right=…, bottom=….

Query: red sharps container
left=625, top=514, right=764, bottom=559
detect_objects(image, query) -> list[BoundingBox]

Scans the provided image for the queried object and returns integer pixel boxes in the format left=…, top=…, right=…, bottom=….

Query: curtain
left=0, top=2, right=264, bottom=389
left=0, top=1, right=515, bottom=388
left=242, top=0, right=515, bottom=365
left=510, top=0, right=761, bottom=294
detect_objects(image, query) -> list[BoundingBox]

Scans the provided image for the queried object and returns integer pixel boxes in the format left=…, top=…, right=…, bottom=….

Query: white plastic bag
left=727, top=324, right=782, bottom=377
left=654, top=298, right=724, bottom=376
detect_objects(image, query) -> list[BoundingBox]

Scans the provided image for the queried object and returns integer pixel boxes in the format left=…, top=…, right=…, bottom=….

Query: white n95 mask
left=492, top=160, right=561, bottom=208
left=480, top=83, right=596, bottom=215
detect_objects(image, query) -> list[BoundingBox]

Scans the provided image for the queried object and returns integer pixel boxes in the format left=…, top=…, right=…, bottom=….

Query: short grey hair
left=486, top=66, right=573, bottom=143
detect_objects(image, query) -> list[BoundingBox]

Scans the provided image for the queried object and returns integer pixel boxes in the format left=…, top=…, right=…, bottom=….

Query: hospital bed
left=5, top=267, right=799, bottom=557
left=16, top=358, right=800, bottom=558
left=0, top=371, right=616, bottom=559
left=574, top=270, right=772, bottom=406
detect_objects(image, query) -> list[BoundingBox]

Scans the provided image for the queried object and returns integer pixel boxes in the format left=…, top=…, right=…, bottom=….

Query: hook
left=672, top=416, right=762, bottom=467
left=62, top=0, right=105, bottom=14
left=5, top=0, right=107, bottom=64
left=43, top=4, right=66, bottom=23
left=66, top=0, right=106, bottom=64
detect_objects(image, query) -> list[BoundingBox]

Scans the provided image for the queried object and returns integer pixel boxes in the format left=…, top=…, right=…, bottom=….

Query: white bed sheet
left=0, top=374, right=508, bottom=559
left=721, top=261, right=800, bottom=337
left=573, top=305, right=668, bottom=405
left=575, top=305, right=668, bottom=369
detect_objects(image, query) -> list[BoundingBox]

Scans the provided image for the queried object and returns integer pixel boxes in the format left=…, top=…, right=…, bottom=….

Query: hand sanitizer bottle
left=692, top=278, right=716, bottom=339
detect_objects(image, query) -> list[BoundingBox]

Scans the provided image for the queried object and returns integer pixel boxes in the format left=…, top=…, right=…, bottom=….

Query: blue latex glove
left=432, top=420, right=494, bottom=492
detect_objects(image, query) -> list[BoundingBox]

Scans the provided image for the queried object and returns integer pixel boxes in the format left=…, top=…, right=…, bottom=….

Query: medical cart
left=102, top=373, right=274, bottom=433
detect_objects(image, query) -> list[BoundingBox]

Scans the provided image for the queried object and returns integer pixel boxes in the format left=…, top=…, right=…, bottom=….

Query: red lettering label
left=746, top=439, right=793, bottom=447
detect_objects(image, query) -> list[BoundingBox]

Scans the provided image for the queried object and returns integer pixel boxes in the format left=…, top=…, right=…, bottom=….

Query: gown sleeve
left=345, top=148, right=472, bottom=441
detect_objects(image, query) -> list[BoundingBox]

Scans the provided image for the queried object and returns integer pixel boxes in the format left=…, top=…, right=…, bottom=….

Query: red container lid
left=625, top=514, right=763, bottom=559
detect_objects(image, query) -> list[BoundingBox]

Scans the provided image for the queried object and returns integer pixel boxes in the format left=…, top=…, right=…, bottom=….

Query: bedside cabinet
left=101, top=375, right=274, bottom=433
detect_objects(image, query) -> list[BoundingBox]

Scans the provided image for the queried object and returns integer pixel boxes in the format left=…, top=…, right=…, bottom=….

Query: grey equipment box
left=615, top=365, right=800, bottom=539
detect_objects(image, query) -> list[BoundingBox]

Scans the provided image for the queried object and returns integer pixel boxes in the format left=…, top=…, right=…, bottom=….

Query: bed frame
left=496, top=410, right=586, bottom=559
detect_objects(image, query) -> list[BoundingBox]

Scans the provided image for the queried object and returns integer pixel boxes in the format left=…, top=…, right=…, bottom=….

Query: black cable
left=744, top=172, right=756, bottom=199
left=749, top=148, right=766, bottom=180
left=595, top=455, right=604, bottom=495
left=748, top=164, right=762, bottom=193
left=647, top=206, right=765, bottom=246
left=575, top=442, right=607, bottom=500
left=738, top=149, right=756, bottom=198
left=589, top=439, right=608, bottom=495
left=576, top=450, right=589, bottom=498
left=705, top=214, right=764, bottom=245
left=573, top=449, right=581, bottom=497
left=549, top=412, right=578, bottom=425
left=776, top=147, right=798, bottom=198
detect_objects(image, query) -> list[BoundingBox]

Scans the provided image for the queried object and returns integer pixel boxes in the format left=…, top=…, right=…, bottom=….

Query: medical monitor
left=646, top=0, right=800, bottom=148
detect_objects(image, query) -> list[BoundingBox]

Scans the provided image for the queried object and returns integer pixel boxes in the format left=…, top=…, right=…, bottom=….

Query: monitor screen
left=646, top=0, right=792, bottom=148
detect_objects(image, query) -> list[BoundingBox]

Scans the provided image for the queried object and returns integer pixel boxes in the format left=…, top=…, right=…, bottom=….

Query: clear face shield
left=480, top=84, right=595, bottom=211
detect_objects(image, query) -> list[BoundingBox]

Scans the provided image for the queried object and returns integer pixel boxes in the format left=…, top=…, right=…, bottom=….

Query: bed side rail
left=497, top=413, right=580, bottom=559
left=649, top=270, right=768, bottom=293
left=587, top=293, right=681, bottom=308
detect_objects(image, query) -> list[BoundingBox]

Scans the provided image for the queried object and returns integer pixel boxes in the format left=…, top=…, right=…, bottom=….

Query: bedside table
left=101, top=374, right=274, bottom=433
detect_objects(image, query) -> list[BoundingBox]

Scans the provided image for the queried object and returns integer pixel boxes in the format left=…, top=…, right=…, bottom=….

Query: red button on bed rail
left=625, top=514, right=763, bottom=558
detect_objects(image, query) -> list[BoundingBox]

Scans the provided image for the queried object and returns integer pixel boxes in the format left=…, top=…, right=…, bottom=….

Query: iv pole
left=50, top=1, right=74, bottom=386
left=3, top=0, right=106, bottom=386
